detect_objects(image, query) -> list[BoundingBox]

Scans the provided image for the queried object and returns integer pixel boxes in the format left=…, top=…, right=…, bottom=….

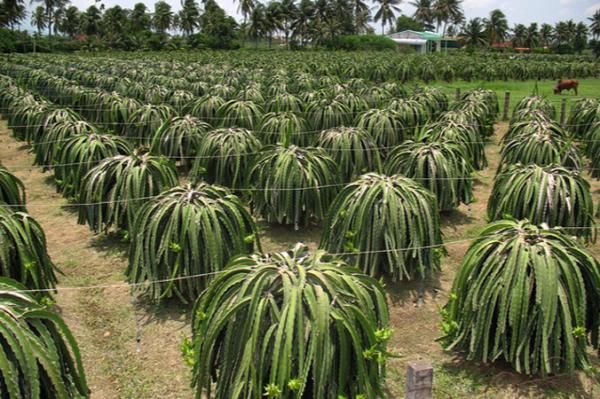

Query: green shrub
left=441, top=219, right=600, bottom=376
left=191, top=244, right=390, bottom=398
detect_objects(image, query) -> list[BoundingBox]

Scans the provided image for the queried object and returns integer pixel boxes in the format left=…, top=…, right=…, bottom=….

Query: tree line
left=0, top=0, right=599, bottom=52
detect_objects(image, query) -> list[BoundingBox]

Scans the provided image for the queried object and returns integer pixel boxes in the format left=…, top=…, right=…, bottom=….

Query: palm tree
left=153, top=0, right=173, bottom=33
left=236, top=0, right=255, bottom=23
left=524, top=22, right=539, bottom=48
left=589, top=9, right=600, bottom=38
left=102, top=5, right=127, bottom=39
left=130, top=3, right=151, bottom=33
left=574, top=22, right=588, bottom=53
left=433, top=0, right=463, bottom=36
left=178, top=0, right=200, bottom=35
left=483, top=9, right=508, bottom=45
left=30, top=0, right=68, bottom=37
left=373, top=0, right=402, bottom=34
left=512, top=23, right=527, bottom=47
left=460, top=17, right=486, bottom=47
left=279, top=0, right=298, bottom=47
left=248, top=2, right=266, bottom=44
left=554, top=20, right=573, bottom=46
left=539, top=23, right=553, bottom=47
left=264, top=1, right=283, bottom=46
left=352, top=0, right=370, bottom=33
left=291, top=0, right=314, bottom=45
left=410, top=0, right=433, bottom=30
left=52, top=4, right=65, bottom=34
left=0, top=0, right=27, bottom=29
left=31, top=5, right=47, bottom=35
left=81, top=5, right=102, bottom=36
left=61, top=6, right=79, bottom=37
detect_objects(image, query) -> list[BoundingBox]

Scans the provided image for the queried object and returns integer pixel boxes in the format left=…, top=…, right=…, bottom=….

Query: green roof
left=399, top=30, right=443, bottom=40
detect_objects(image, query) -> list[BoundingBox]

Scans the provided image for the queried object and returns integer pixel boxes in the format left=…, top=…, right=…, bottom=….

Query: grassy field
left=436, top=78, right=600, bottom=115
left=0, top=80, right=599, bottom=398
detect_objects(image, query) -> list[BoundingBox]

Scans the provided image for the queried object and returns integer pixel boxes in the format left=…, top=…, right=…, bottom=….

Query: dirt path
left=0, top=121, right=193, bottom=399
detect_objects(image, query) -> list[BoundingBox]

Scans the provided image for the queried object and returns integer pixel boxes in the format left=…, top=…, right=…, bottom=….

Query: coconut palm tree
left=81, top=5, right=102, bottom=36
left=291, top=0, right=314, bottom=45
left=483, top=9, right=508, bottom=45
left=178, top=0, right=200, bottom=35
left=460, top=18, right=486, bottom=47
left=130, top=2, right=151, bottom=33
left=574, top=22, right=588, bottom=53
left=373, top=0, right=402, bottom=34
left=31, top=5, right=47, bottom=35
left=589, top=9, right=600, bottom=38
left=433, top=0, right=463, bottom=36
left=236, top=0, right=255, bottom=23
left=411, top=0, right=434, bottom=30
left=539, top=23, right=553, bottom=47
left=512, top=23, right=527, bottom=47
left=30, top=0, right=68, bottom=37
left=352, top=0, right=371, bottom=33
left=248, top=2, right=266, bottom=44
left=153, top=0, right=173, bottom=33
left=524, top=23, right=539, bottom=48
left=61, top=5, right=79, bottom=37
left=0, top=0, right=27, bottom=29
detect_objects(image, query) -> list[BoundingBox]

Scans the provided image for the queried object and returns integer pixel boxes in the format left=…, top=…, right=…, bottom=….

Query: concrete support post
left=406, top=360, right=433, bottom=399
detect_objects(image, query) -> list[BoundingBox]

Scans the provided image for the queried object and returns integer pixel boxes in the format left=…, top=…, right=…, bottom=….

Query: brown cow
left=554, top=79, right=578, bottom=95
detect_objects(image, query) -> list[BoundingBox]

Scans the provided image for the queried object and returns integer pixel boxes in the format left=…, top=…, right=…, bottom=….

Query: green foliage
left=305, top=98, right=351, bottom=131
left=259, top=111, right=310, bottom=146
left=126, top=104, right=177, bottom=146
left=419, top=120, right=487, bottom=170
left=387, top=99, right=429, bottom=136
left=320, top=173, right=443, bottom=280
left=441, top=219, right=600, bottom=376
left=127, top=183, right=260, bottom=302
left=355, top=108, right=405, bottom=148
left=191, top=244, right=390, bottom=398
left=218, top=99, right=263, bottom=130
left=249, top=145, right=340, bottom=229
left=0, top=164, right=26, bottom=211
left=150, top=115, right=210, bottom=164
left=190, top=128, right=262, bottom=189
left=512, top=96, right=555, bottom=119
left=587, top=122, right=600, bottom=178
left=34, top=120, right=97, bottom=169
left=385, top=140, right=473, bottom=211
left=55, top=133, right=132, bottom=200
left=503, top=117, right=567, bottom=143
left=488, top=164, right=595, bottom=241
left=0, top=206, right=58, bottom=293
left=499, top=130, right=582, bottom=172
left=184, top=95, right=225, bottom=121
left=194, top=0, right=240, bottom=49
left=0, top=277, right=89, bottom=398
left=324, top=35, right=397, bottom=51
left=78, top=151, right=178, bottom=233
left=315, top=127, right=381, bottom=182
left=566, top=98, right=600, bottom=138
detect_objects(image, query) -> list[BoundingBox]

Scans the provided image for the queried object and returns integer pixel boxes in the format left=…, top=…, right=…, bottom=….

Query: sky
left=24, top=0, right=600, bottom=29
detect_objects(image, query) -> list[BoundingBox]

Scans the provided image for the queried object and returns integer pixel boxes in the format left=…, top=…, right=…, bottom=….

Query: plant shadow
left=384, top=273, right=441, bottom=307
left=89, top=232, right=129, bottom=258
left=134, top=295, right=192, bottom=327
left=436, top=356, right=597, bottom=399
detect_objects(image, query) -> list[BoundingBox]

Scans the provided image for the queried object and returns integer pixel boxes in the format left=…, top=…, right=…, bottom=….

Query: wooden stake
left=502, top=92, right=511, bottom=121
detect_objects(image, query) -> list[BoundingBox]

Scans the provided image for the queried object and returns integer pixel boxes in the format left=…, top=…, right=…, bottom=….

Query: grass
left=1, top=105, right=599, bottom=398
left=435, top=78, right=600, bottom=115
